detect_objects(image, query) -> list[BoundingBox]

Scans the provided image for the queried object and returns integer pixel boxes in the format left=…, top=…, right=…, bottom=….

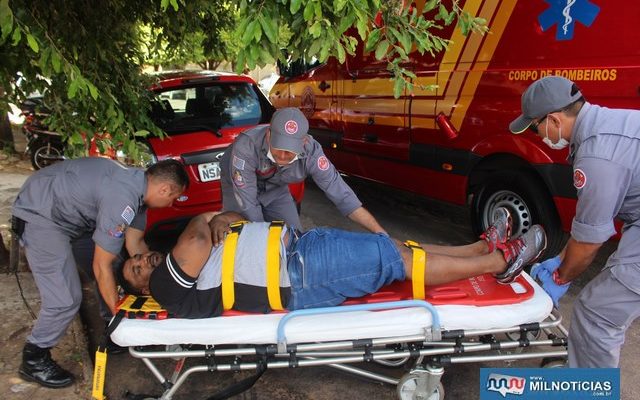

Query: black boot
left=19, top=342, right=74, bottom=388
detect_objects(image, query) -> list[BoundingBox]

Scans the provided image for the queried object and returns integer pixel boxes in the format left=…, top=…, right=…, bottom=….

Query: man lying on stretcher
left=117, top=209, right=546, bottom=319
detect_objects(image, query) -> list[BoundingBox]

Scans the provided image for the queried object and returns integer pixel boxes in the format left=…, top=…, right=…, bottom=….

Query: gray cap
left=269, top=107, right=309, bottom=154
left=510, top=76, right=582, bottom=134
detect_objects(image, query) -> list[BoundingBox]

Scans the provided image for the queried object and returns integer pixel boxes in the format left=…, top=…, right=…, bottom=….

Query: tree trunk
left=0, top=86, right=16, bottom=153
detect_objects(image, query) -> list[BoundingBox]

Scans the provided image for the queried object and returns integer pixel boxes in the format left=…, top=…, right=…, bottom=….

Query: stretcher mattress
left=111, top=272, right=552, bottom=347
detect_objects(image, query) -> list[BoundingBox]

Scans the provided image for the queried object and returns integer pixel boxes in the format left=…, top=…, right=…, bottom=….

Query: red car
left=144, top=71, right=304, bottom=246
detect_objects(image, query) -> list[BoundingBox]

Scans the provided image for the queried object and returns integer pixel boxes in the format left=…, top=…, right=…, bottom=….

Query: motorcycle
left=19, top=96, right=65, bottom=170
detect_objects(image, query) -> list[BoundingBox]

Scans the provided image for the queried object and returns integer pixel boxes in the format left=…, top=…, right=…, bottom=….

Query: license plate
left=198, top=161, right=221, bottom=182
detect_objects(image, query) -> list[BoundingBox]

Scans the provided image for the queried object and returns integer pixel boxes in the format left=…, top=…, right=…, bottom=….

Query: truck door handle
left=363, top=134, right=378, bottom=143
left=319, top=81, right=331, bottom=92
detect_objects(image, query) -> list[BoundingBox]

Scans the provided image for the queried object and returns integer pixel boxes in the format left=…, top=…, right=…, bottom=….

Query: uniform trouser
left=568, top=264, right=640, bottom=367
left=222, top=181, right=302, bottom=231
left=22, top=223, right=84, bottom=348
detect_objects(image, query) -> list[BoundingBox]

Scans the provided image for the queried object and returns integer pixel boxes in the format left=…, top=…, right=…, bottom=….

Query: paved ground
left=0, top=127, right=638, bottom=399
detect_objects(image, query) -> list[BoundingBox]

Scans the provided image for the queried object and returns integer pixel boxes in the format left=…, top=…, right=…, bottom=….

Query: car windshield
left=151, top=82, right=263, bottom=133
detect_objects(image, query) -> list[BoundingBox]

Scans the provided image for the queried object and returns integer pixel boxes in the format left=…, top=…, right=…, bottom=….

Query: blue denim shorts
left=286, top=228, right=406, bottom=310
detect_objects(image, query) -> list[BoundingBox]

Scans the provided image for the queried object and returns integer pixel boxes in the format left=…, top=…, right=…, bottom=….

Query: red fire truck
left=270, top=0, right=638, bottom=255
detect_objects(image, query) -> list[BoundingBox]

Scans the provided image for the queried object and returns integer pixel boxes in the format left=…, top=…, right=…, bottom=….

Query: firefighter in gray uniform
left=12, top=157, right=188, bottom=388
left=220, top=107, right=385, bottom=233
left=510, top=76, right=640, bottom=368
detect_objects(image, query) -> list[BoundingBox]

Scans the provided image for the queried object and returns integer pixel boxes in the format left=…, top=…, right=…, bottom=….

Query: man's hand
left=531, top=256, right=569, bottom=307
left=209, top=215, right=232, bottom=247
left=530, top=256, right=561, bottom=278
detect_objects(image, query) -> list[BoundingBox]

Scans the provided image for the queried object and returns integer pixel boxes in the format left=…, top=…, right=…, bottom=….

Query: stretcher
left=106, top=272, right=568, bottom=400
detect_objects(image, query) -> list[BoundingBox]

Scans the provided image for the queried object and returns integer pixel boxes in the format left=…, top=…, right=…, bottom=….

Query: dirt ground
left=0, top=135, right=93, bottom=399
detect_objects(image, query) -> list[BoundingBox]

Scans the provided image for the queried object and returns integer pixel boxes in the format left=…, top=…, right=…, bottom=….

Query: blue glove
left=530, top=256, right=568, bottom=307
left=530, top=256, right=561, bottom=280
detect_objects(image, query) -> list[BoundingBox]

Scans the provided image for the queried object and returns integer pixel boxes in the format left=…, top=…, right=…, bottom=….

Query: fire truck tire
left=470, top=171, right=564, bottom=259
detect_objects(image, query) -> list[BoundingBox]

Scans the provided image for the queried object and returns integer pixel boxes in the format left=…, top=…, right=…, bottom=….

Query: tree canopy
left=0, top=0, right=484, bottom=160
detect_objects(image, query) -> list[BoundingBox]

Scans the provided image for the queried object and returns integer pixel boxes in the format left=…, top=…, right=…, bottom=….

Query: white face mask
left=542, top=119, right=569, bottom=150
left=267, top=148, right=298, bottom=165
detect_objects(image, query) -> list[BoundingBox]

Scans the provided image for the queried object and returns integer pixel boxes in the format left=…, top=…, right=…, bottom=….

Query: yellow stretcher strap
left=404, top=240, right=426, bottom=300
left=221, top=221, right=246, bottom=310
left=91, top=348, right=107, bottom=400
left=266, top=221, right=285, bottom=310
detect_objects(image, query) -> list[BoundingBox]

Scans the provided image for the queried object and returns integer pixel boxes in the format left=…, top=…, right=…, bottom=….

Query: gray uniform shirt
left=13, top=157, right=147, bottom=255
left=568, top=102, right=640, bottom=267
left=220, top=125, right=362, bottom=221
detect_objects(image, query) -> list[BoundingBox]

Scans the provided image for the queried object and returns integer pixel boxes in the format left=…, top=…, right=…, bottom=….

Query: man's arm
left=93, top=244, right=120, bottom=315
left=348, top=206, right=386, bottom=234
left=556, top=237, right=603, bottom=282
left=171, top=212, right=217, bottom=278
left=125, top=227, right=149, bottom=256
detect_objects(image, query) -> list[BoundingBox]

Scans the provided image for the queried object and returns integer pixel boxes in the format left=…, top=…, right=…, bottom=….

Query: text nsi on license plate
left=198, top=161, right=220, bottom=182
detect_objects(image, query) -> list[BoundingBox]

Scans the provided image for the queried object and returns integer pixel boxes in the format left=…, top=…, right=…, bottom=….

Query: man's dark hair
left=114, top=257, right=143, bottom=296
left=146, top=159, right=189, bottom=190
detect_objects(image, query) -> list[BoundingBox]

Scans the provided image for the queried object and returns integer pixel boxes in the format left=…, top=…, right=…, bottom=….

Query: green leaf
left=423, top=0, right=438, bottom=13
left=241, top=20, right=257, bottom=45
left=11, top=27, right=20, bottom=45
left=160, top=0, right=170, bottom=11
left=356, top=18, right=367, bottom=40
left=319, top=41, right=330, bottom=62
left=333, top=0, right=347, bottom=13
left=336, top=43, right=345, bottom=63
left=259, top=47, right=274, bottom=64
left=290, top=0, right=302, bottom=14
left=253, top=21, right=263, bottom=42
left=134, top=130, right=149, bottom=137
left=308, top=39, right=322, bottom=57
left=51, top=51, right=62, bottom=73
left=364, top=28, right=381, bottom=53
left=309, top=21, right=322, bottom=38
left=68, top=79, right=79, bottom=99
left=0, top=0, right=13, bottom=42
left=303, top=1, right=314, bottom=21
left=314, top=1, right=322, bottom=18
left=393, top=77, right=404, bottom=98
left=437, top=4, right=448, bottom=21
left=374, top=39, right=389, bottom=60
left=169, top=0, right=179, bottom=12
left=26, top=33, right=39, bottom=53
left=337, top=13, right=355, bottom=34
left=400, top=31, right=412, bottom=54
left=258, top=15, right=277, bottom=44
left=88, top=82, right=99, bottom=100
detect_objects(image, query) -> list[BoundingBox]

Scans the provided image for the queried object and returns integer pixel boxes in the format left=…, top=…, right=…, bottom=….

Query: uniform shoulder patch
left=573, top=168, right=587, bottom=189
left=233, top=155, right=245, bottom=171
left=108, top=223, right=127, bottom=238
left=317, top=156, right=330, bottom=171
left=121, top=205, right=135, bottom=224
left=233, top=170, right=246, bottom=188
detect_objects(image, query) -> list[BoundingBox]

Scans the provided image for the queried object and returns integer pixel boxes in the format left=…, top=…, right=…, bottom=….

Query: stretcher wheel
left=541, top=357, right=567, bottom=368
left=397, top=375, right=444, bottom=400
left=504, top=328, right=541, bottom=342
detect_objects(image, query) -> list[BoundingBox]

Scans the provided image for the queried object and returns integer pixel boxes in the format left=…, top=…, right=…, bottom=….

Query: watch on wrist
left=552, top=270, right=570, bottom=285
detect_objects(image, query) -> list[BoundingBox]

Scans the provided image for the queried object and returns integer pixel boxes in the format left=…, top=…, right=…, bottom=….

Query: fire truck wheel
left=470, top=171, right=564, bottom=260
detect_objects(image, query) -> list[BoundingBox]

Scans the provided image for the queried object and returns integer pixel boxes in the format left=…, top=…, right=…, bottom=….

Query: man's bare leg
left=396, top=242, right=506, bottom=286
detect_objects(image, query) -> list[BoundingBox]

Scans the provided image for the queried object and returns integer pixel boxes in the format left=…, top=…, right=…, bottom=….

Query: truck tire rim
left=483, top=190, right=532, bottom=238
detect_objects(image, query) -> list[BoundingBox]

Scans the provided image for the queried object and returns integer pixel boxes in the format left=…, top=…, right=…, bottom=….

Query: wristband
left=552, top=270, right=570, bottom=285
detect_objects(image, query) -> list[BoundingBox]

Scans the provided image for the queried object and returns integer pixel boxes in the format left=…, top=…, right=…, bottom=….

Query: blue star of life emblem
left=538, top=0, right=601, bottom=40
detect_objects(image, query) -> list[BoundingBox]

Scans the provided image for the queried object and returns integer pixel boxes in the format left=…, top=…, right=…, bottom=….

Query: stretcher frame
left=120, top=300, right=568, bottom=400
